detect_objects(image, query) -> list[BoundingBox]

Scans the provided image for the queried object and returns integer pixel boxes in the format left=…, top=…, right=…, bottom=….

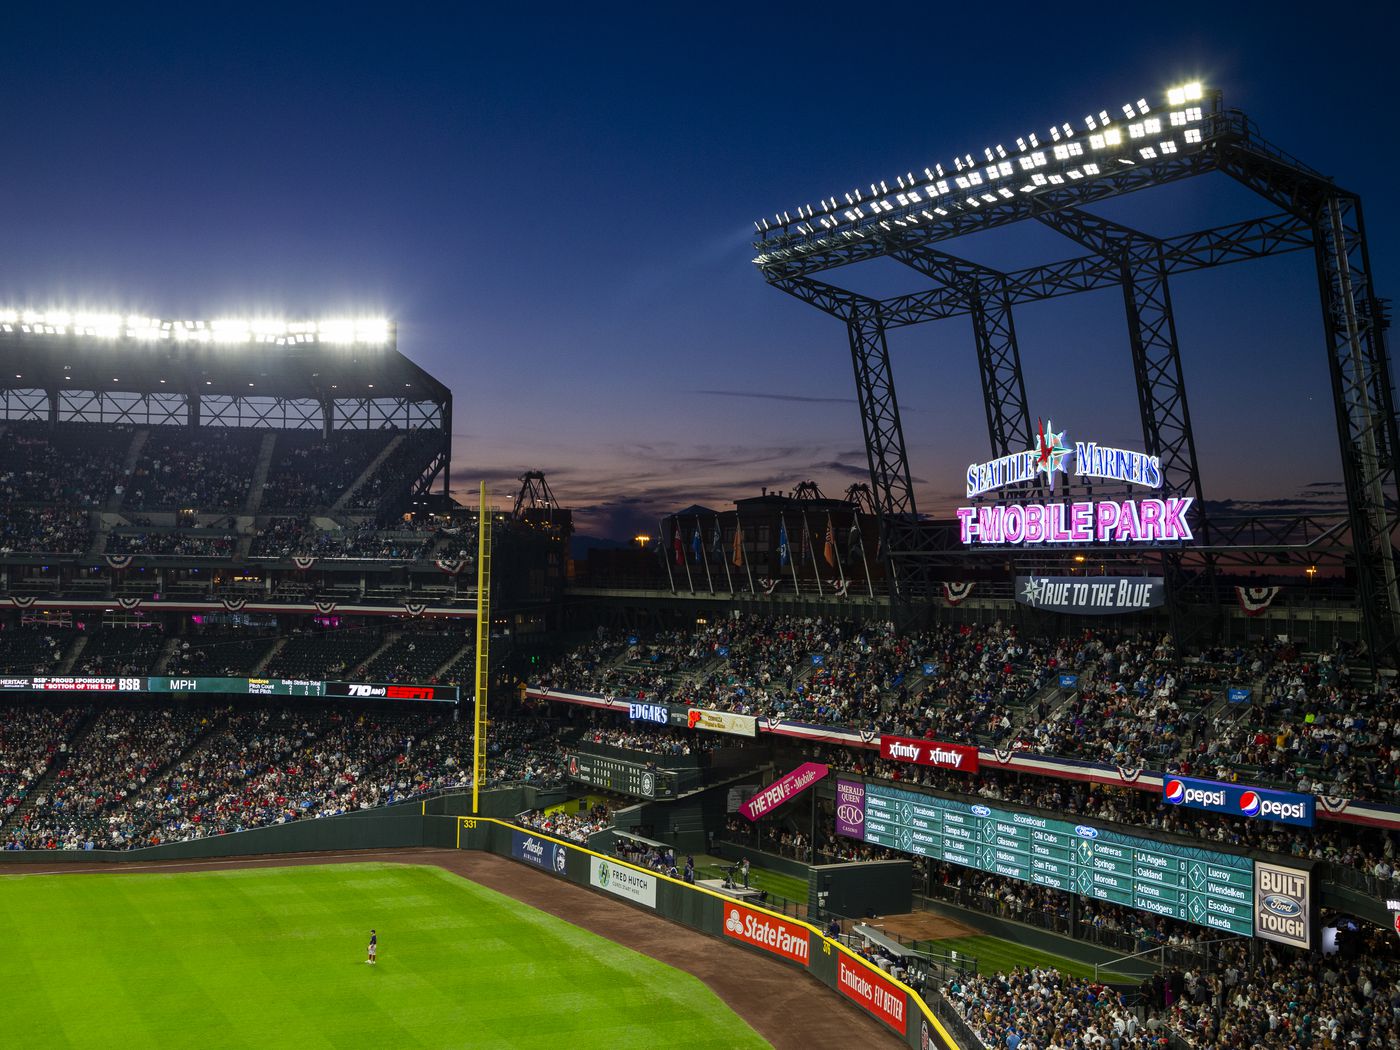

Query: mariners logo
left=641, top=772, right=655, bottom=796
left=1020, top=576, right=1048, bottom=607
left=1033, top=418, right=1073, bottom=491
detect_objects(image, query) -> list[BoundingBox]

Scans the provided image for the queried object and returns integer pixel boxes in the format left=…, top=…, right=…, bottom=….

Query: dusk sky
left=2, top=5, right=1397, bottom=540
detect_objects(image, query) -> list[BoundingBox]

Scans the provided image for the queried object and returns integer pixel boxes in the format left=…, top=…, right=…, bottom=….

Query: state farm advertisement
left=739, top=762, right=828, bottom=822
left=837, top=954, right=907, bottom=1034
left=879, top=735, right=979, bottom=772
left=722, top=902, right=810, bottom=966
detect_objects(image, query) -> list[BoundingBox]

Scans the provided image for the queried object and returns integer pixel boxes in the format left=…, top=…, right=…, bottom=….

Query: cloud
left=694, top=389, right=856, bottom=405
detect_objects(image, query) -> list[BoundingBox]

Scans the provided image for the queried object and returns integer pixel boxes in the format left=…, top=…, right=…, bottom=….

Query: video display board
left=838, top=779, right=1253, bottom=935
left=0, top=675, right=457, bottom=702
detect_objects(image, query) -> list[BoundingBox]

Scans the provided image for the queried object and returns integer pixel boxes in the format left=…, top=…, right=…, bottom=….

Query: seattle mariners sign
left=959, top=417, right=1193, bottom=548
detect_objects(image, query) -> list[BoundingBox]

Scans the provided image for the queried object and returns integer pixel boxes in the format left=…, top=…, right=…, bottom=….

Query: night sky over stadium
left=1, top=6, right=1396, bottom=541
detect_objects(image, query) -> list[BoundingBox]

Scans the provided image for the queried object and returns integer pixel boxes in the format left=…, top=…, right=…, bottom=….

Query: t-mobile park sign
left=880, top=735, right=979, bottom=772
left=958, top=417, right=1193, bottom=547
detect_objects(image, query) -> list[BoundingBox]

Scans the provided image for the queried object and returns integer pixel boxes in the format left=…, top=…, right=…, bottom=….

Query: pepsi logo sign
left=1165, top=779, right=1185, bottom=804
left=1239, top=791, right=1261, bottom=817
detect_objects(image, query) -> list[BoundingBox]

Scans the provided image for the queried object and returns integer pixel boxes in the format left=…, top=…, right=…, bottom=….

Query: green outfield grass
left=695, top=854, right=810, bottom=905
left=0, top=863, right=770, bottom=1050
left=936, top=934, right=1130, bottom=982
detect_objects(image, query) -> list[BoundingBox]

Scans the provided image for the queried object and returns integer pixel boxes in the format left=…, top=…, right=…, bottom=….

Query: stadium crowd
left=533, top=618, right=1400, bottom=804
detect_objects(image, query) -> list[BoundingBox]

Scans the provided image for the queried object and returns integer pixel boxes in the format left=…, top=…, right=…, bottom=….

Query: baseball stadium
left=3, top=76, right=1400, bottom=1050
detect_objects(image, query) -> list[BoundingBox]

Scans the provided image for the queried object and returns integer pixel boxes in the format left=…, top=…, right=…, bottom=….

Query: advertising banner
left=1015, top=576, right=1165, bottom=615
left=626, top=702, right=669, bottom=725
left=687, top=708, right=758, bottom=738
left=722, top=901, right=811, bottom=966
left=1058, top=673, right=1079, bottom=688
left=589, top=856, right=657, bottom=909
left=834, top=779, right=866, bottom=839
left=739, top=763, right=828, bottom=822
left=1254, top=861, right=1312, bottom=949
left=511, top=831, right=569, bottom=876
left=837, top=954, right=907, bottom=1035
left=879, top=736, right=979, bottom=772
left=1163, top=776, right=1315, bottom=827
left=1227, top=687, right=1252, bottom=704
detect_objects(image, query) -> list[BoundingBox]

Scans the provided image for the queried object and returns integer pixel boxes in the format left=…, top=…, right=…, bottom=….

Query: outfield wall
left=455, top=815, right=956, bottom=1050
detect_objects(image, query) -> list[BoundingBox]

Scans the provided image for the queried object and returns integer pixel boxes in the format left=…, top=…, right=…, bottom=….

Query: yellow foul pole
left=472, top=482, right=492, bottom=815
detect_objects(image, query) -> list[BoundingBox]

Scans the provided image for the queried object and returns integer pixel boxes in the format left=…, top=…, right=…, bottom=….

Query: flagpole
left=855, top=512, right=876, bottom=598
left=803, top=510, right=823, bottom=597
left=658, top=517, right=677, bottom=593
left=779, top=511, right=801, bottom=596
left=677, top=517, right=696, bottom=592
left=695, top=514, right=714, bottom=594
left=716, top=516, right=735, bottom=594
left=735, top=511, right=755, bottom=594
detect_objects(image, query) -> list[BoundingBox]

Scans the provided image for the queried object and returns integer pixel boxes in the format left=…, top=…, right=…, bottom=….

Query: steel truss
left=759, top=99, right=1400, bottom=662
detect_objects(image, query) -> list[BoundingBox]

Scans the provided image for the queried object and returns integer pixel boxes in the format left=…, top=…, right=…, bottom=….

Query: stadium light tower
left=755, top=83, right=1399, bottom=665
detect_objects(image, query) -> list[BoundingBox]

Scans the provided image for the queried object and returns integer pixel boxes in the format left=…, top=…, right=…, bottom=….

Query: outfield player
left=367, top=929, right=377, bottom=965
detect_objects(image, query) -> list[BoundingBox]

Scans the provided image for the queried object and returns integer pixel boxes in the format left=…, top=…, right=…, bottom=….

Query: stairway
left=0, top=708, right=101, bottom=835
left=243, top=432, right=278, bottom=515
left=107, top=428, right=150, bottom=512
left=332, top=433, right=404, bottom=513
left=57, top=633, right=91, bottom=674
left=353, top=631, right=402, bottom=678
left=252, top=636, right=289, bottom=675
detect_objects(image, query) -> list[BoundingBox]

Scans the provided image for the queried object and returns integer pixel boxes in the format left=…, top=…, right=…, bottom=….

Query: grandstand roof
left=0, top=325, right=450, bottom=404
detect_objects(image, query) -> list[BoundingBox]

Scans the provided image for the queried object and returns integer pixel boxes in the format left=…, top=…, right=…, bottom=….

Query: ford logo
left=1263, top=895, right=1302, bottom=918
left=1075, top=825, right=1099, bottom=839
left=836, top=804, right=864, bottom=825
left=971, top=805, right=991, bottom=817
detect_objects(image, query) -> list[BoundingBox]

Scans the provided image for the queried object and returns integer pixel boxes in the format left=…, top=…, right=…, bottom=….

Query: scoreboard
left=566, top=753, right=677, bottom=800
left=845, top=780, right=1254, bottom=935
left=0, top=675, right=458, bottom=703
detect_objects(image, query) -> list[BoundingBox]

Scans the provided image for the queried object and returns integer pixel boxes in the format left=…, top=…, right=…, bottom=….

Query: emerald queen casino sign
left=958, top=418, right=1193, bottom=547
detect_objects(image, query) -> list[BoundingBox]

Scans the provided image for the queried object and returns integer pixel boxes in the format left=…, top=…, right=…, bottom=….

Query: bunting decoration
left=220, top=597, right=248, bottom=612
left=117, top=596, right=143, bottom=610
left=943, top=581, right=976, bottom=606
left=1235, top=586, right=1280, bottom=616
left=435, top=557, right=467, bottom=575
left=314, top=600, right=338, bottom=615
left=1115, top=765, right=1143, bottom=784
left=8, top=596, right=36, bottom=608
left=402, top=601, right=428, bottom=618
left=1318, top=796, right=1350, bottom=814
left=829, top=579, right=849, bottom=598
left=105, top=555, right=133, bottom=570
left=292, top=556, right=317, bottom=571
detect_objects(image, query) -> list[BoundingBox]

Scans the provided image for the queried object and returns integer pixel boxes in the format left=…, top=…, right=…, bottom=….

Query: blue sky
left=0, top=4, right=1395, bottom=537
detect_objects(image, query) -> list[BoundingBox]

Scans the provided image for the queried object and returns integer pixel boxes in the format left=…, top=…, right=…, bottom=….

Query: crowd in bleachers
left=260, top=431, right=391, bottom=510
left=0, top=704, right=569, bottom=850
left=945, top=966, right=1160, bottom=1049
left=0, top=423, right=130, bottom=507
left=357, top=632, right=464, bottom=683
left=575, top=720, right=719, bottom=756
left=263, top=627, right=382, bottom=679
left=348, top=432, right=439, bottom=509
left=535, top=618, right=1400, bottom=804
left=0, top=506, right=91, bottom=553
left=106, top=529, right=237, bottom=556
left=125, top=428, right=261, bottom=510
left=74, top=628, right=168, bottom=676
left=249, top=517, right=435, bottom=560
left=0, top=626, right=71, bottom=672
left=518, top=802, right=612, bottom=844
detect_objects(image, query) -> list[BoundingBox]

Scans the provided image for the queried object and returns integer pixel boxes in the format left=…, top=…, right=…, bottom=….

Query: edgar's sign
left=1016, top=576, right=1164, bottom=615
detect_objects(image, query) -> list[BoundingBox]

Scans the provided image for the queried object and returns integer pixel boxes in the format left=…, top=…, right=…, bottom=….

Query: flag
left=732, top=525, right=744, bottom=567
left=800, top=521, right=809, bottom=566
left=824, top=522, right=837, bottom=567
left=691, top=526, right=702, bottom=563
left=673, top=526, right=683, bottom=566
left=778, top=522, right=790, bottom=567
left=711, top=522, right=723, bottom=557
left=847, top=520, right=861, bottom=560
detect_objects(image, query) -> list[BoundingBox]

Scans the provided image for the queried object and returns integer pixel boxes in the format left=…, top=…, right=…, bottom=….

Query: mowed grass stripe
left=0, top=863, right=770, bottom=1050
left=937, top=934, right=1131, bottom=982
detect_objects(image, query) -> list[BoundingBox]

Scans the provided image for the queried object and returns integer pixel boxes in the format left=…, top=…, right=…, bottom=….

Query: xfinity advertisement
left=1162, top=775, right=1314, bottom=827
